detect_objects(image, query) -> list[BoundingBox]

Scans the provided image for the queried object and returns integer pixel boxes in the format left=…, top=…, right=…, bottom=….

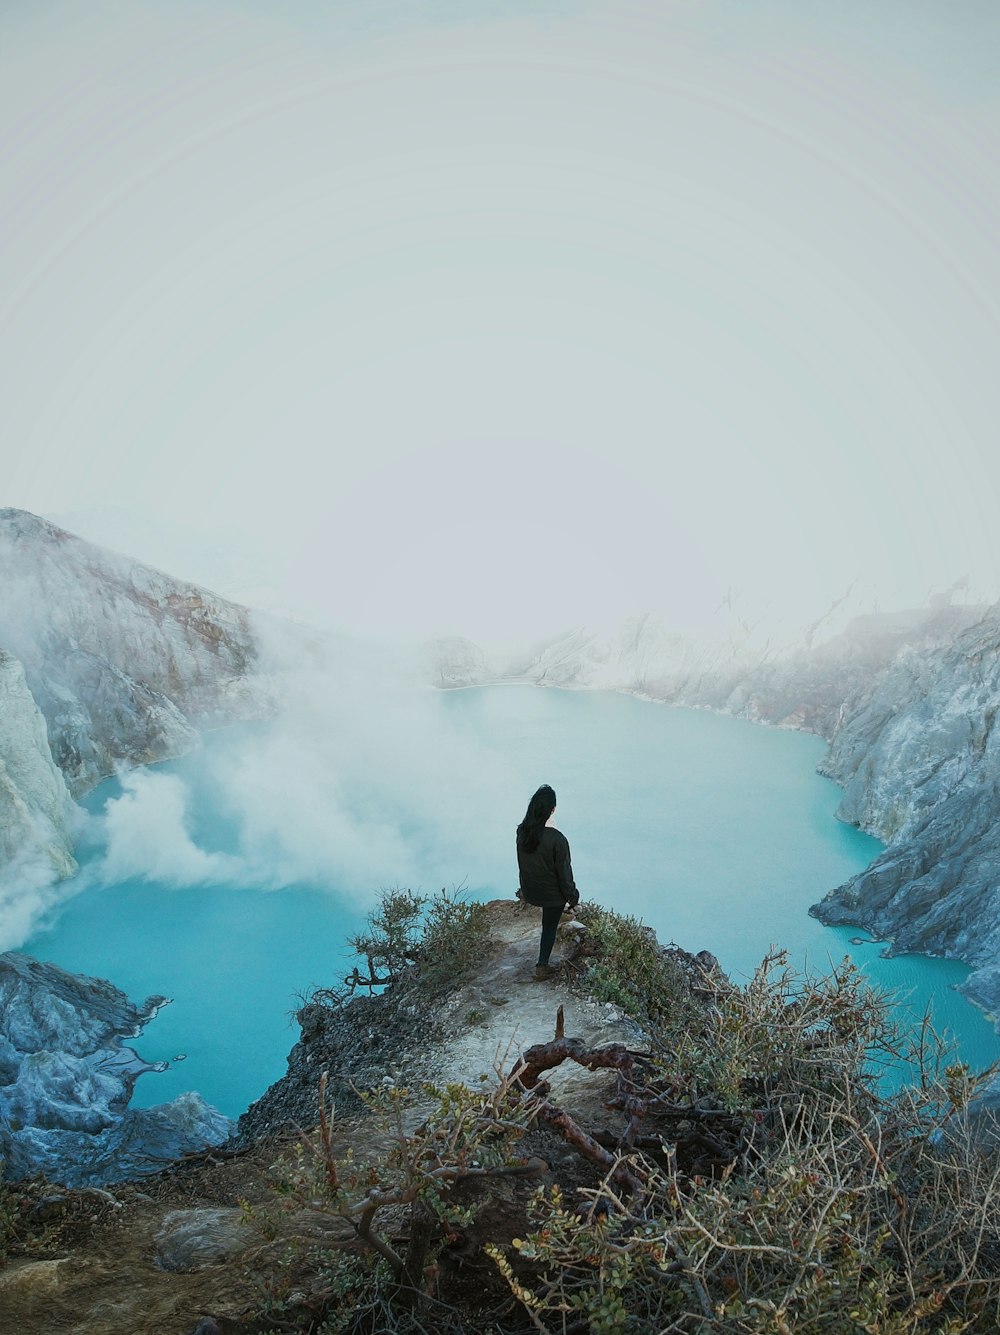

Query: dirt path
left=429, top=901, right=638, bottom=1120
left=1, top=901, right=635, bottom=1335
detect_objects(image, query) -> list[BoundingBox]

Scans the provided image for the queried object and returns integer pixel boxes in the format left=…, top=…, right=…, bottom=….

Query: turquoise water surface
left=21, top=686, right=1000, bottom=1116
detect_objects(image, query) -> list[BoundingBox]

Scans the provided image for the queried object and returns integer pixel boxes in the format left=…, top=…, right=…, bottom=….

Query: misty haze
left=4, top=2, right=1000, bottom=1329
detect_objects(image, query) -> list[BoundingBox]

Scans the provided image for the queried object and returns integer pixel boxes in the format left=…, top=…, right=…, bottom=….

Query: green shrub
left=344, top=887, right=490, bottom=999
left=348, top=887, right=427, bottom=989
left=417, top=889, right=489, bottom=997
left=255, top=1071, right=537, bottom=1333
left=577, top=902, right=697, bottom=1030
left=491, top=917, right=1000, bottom=1333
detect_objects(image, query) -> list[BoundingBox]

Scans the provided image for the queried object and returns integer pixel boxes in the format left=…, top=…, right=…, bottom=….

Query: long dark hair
left=516, top=784, right=557, bottom=854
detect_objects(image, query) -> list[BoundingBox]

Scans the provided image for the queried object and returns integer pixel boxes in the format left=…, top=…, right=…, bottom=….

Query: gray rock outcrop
left=809, top=610, right=1000, bottom=1017
left=0, top=952, right=230, bottom=1185
left=154, top=1208, right=260, bottom=1271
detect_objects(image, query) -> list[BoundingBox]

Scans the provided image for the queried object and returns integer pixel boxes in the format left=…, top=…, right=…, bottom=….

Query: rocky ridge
left=434, top=602, right=981, bottom=734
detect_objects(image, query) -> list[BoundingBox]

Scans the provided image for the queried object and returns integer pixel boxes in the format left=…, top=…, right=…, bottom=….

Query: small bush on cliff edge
left=575, top=901, right=703, bottom=1031
left=343, top=886, right=489, bottom=999
left=498, top=907, right=1000, bottom=1332
left=251, top=1069, right=540, bottom=1334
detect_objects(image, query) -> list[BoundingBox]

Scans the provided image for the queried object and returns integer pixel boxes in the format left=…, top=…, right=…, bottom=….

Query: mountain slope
left=0, top=507, right=265, bottom=796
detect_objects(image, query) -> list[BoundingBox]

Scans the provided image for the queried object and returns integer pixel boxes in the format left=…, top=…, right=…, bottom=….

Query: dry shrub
left=252, top=1068, right=542, bottom=1334
left=490, top=908, right=1000, bottom=1333
left=253, top=903, right=1000, bottom=1334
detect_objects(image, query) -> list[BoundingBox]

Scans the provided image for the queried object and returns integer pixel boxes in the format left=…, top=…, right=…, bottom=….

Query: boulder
left=154, top=1208, right=259, bottom=1272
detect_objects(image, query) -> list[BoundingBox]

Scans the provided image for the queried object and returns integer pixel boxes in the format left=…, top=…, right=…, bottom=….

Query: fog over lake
left=22, top=688, right=1000, bottom=1119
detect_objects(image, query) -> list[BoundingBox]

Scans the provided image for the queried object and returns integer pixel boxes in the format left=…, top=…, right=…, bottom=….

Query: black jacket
left=517, top=826, right=578, bottom=909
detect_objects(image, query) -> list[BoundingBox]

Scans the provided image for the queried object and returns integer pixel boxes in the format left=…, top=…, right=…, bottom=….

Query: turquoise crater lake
left=21, top=686, right=1000, bottom=1117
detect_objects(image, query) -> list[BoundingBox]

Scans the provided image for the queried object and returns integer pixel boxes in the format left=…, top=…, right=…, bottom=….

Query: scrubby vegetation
left=573, top=901, right=706, bottom=1033
left=247, top=896, right=1000, bottom=1334
left=342, top=886, right=491, bottom=999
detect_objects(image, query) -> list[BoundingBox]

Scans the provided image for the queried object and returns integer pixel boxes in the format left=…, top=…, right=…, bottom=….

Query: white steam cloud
left=0, top=850, right=76, bottom=952
left=88, top=631, right=524, bottom=907
left=100, top=769, right=241, bottom=887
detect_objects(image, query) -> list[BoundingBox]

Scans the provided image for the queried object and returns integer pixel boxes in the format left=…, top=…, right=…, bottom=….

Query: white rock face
left=0, top=650, right=76, bottom=879
left=428, top=636, right=491, bottom=687
left=0, top=514, right=282, bottom=1182
left=0, top=507, right=266, bottom=795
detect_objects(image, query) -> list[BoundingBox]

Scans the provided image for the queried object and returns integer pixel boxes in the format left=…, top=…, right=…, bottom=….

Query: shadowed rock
left=0, top=952, right=231, bottom=1185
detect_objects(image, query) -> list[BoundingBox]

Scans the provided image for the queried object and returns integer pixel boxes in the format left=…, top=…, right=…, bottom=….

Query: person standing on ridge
left=516, top=784, right=580, bottom=979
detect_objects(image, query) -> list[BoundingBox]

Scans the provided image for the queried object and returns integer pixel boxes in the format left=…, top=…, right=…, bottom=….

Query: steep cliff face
left=817, top=613, right=1000, bottom=836
left=0, top=952, right=230, bottom=1185
left=809, top=610, right=1000, bottom=1013
left=0, top=508, right=265, bottom=796
left=680, top=605, right=982, bottom=739
left=0, top=650, right=77, bottom=881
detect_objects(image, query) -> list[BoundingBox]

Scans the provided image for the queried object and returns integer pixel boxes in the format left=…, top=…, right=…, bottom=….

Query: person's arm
left=554, top=834, right=579, bottom=907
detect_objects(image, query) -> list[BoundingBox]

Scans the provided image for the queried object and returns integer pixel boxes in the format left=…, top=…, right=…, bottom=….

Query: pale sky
left=3, top=0, right=1000, bottom=644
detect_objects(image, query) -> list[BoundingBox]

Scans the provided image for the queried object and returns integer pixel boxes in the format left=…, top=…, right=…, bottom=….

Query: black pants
left=538, top=905, right=563, bottom=965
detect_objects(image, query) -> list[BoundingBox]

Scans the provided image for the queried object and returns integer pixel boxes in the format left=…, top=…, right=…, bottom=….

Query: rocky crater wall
left=810, top=612, right=1000, bottom=1017
left=0, top=508, right=266, bottom=796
